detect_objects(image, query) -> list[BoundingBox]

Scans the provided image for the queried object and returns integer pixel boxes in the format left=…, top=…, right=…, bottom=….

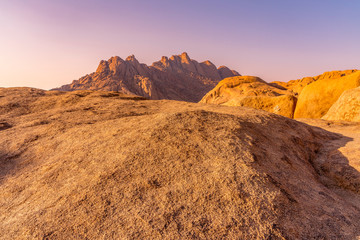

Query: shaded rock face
left=54, top=52, right=240, bottom=102
left=323, top=86, right=360, bottom=122
left=294, top=70, right=360, bottom=119
left=200, top=76, right=297, bottom=118
left=1, top=87, right=359, bottom=239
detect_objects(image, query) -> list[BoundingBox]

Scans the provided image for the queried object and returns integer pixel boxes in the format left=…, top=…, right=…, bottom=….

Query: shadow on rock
left=0, top=150, right=21, bottom=185
left=299, top=121, right=360, bottom=194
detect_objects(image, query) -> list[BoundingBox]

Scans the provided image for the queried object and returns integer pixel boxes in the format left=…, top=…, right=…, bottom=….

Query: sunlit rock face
left=270, top=70, right=357, bottom=96
left=200, top=70, right=360, bottom=119
left=53, top=52, right=240, bottom=102
left=294, top=70, right=360, bottom=119
left=323, top=86, right=360, bottom=122
left=200, top=76, right=297, bottom=118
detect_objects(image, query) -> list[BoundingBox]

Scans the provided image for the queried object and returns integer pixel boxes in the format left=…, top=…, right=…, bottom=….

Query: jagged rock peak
left=218, top=65, right=230, bottom=70
left=160, top=56, right=169, bottom=64
left=202, top=60, right=215, bottom=67
left=96, top=56, right=125, bottom=73
left=96, top=60, right=110, bottom=73
left=125, top=54, right=139, bottom=63
left=218, top=66, right=241, bottom=79
left=168, top=52, right=190, bottom=62
left=109, top=56, right=124, bottom=63
left=180, top=52, right=191, bottom=63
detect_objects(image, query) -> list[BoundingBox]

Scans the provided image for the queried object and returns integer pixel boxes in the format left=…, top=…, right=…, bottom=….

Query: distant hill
left=53, top=52, right=240, bottom=102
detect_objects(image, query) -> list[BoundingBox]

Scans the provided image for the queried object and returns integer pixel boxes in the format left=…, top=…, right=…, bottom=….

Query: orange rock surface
left=271, top=70, right=357, bottom=96
left=294, top=70, right=360, bottom=119
left=322, top=86, right=360, bottom=122
left=200, top=76, right=297, bottom=118
left=1, top=87, right=359, bottom=239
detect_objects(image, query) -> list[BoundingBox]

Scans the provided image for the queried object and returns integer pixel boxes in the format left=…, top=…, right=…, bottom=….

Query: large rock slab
left=294, top=70, right=360, bottom=119
left=322, top=86, right=360, bottom=122
left=271, top=70, right=357, bottom=96
left=200, top=76, right=297, bottom=118
left=0, top=88, right=359, bottom=239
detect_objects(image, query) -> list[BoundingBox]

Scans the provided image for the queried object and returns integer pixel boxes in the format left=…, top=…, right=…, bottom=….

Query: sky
left=0, top=0, right=360, bottom=89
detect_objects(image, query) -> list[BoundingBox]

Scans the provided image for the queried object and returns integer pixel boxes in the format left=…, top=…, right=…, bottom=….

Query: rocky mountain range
left=54, top=53, right=240, bottom=102
left=54, top=52, right=360, bottom=121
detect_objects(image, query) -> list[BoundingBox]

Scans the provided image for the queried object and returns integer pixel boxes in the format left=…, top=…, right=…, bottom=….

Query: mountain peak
left=202, top=60, right=215, bottom=67
left=125, top=55, right=138, bottom=63
left=218, top=65, right=229, bottom=70
left=180, top=52, right=191, bottom=63
left=161, top=56, right=169, bottom=63
left=217, top=66, right=241, bottom=79
left=109, top=56, right=124, bottom=62
left=181, top=52, right=189, bottom=58
left=96, top=60, right=110, bottom=73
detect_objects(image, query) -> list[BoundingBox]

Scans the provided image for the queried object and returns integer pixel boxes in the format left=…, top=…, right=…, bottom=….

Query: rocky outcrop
left=1, top=87, right=359, bottom=239
left=322, top=86, right=360, bottom=122
left=54, top=52, right=240, bottom=102
left=294, top=70, right=360, bottom=119
left=200, top=76, right=297, bottom=118
left=270, top=70, right=357, bottom=96
left=199, top=70, right=360, bottom=119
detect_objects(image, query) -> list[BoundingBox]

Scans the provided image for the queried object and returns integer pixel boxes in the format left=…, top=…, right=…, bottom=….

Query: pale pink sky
left=1, top=0, right=359, bottom=89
